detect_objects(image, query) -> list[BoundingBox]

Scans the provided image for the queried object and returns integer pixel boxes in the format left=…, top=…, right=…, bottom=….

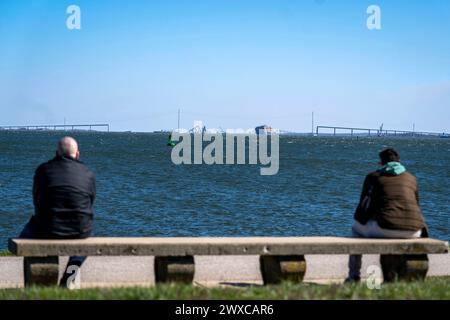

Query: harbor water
left=0, top=131, right=448, bottom=249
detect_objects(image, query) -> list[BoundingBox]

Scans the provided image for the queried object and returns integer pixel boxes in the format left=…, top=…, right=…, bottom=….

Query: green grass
left=0, top=250, right=12, bottom=257
left=1, top=277, right=449, bottom=300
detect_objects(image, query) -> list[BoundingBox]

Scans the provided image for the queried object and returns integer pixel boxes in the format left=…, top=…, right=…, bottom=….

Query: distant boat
left=167, top=133, right=177, bottom=147
left=255, top=125, right=279, bottom=135
left=439, top=133, right=449, bottom=139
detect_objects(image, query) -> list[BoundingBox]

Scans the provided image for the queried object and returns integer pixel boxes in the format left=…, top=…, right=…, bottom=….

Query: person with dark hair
left=378, top=148, right=400, bottom=164
left=346, top=148, right=427, bottom=282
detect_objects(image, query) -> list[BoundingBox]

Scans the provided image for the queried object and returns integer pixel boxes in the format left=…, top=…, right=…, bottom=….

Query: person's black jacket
left=32, top=155, right=95, bottom=239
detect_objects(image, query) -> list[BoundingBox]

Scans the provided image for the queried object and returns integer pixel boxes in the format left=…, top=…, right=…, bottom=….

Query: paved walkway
left=1, top=254, right=448, bottom=288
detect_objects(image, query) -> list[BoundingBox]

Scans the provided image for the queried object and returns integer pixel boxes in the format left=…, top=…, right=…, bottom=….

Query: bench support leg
left=24, top=257, right=59, bottom=287
left=154, top=256, right=195, bottom=284
left=260, top=255, right=306, bottom=285
left=380, top=254, right=428, bottom=282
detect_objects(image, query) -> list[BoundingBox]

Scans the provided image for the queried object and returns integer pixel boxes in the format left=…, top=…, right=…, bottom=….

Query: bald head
left=57, top=137, right=79, bottom=159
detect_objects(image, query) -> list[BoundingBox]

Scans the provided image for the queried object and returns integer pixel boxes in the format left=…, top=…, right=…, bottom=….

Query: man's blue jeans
left=19, top=219, right=87, bottom=287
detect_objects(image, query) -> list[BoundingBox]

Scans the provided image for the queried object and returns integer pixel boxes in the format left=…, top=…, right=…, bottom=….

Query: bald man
left=19, top=137, right=96, bottom=287
left=20, top=136, right=96, bottom=240
left=19, top=137, right=96, bottom=286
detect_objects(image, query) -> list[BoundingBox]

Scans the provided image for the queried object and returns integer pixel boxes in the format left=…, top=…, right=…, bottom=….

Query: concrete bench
left=8, top=237, right=448, bottom=286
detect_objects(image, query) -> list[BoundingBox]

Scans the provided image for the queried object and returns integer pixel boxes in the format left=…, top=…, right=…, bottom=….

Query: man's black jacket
left=32, top=155, right=95, bottom=239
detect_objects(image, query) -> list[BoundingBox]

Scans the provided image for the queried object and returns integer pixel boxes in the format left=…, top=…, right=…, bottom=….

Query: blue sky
left=0, top=0, right=449, bottom=132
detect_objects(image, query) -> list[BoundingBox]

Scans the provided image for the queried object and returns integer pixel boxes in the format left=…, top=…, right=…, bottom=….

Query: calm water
left=0, top=131, right=448, bottom=249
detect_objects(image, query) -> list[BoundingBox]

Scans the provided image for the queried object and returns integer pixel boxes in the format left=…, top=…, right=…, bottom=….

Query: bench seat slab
left=9, top=237, right=449, bottom=257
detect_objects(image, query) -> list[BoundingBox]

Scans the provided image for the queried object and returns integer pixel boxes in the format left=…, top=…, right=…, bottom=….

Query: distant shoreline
left=1, top=129, right=449, bottom=139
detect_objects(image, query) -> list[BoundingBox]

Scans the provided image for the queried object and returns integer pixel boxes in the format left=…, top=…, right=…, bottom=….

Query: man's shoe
left=344, top=276, right=361, bottom=284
